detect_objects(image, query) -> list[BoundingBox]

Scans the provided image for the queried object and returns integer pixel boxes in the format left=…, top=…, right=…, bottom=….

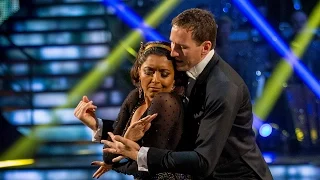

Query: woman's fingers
left=91, top=161, right=104, bottom=166
left=144, top=123, right=152, bottom=132
left=139, top=113, right=157, bottom=122
left=91, top=161, right=110, bottom=179
left=92, top=166, right=103, bottom=178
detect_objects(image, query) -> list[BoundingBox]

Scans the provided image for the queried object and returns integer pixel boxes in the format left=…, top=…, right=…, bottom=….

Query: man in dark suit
left=104, top=8, right=273, bottom=180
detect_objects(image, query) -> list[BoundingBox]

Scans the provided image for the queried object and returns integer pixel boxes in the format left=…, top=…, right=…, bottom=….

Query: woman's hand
left=91, top=161, right=112, bottom=179
left=74, top=96, right=98, bottom=130
left=102, top=132, right=141, bottom=161
left=124, top=114, right=157, bottom=141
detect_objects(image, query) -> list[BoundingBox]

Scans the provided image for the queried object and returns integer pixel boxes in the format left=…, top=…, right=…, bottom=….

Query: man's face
left=170, top=25, right=204, bottom=72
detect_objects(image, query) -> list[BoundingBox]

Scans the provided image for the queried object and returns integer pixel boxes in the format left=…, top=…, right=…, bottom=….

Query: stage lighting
left=0, top=0, right=20, bottom=25
left=259, top=124, right=272, bottom=137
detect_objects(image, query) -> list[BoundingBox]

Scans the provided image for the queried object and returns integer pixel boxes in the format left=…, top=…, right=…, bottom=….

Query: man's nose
left=170, top=44, right=179, bottom=57
left=171, top=49, right=179, bottom=57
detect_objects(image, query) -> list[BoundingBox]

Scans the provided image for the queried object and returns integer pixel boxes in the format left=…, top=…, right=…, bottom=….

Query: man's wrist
left=137, top=147, right=149, bottom=171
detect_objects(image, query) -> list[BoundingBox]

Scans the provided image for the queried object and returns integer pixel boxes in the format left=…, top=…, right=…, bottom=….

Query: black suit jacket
left=146, top=53, right=273, bottom=180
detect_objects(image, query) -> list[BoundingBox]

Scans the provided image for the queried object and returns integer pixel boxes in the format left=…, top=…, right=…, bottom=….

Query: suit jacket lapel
left=189, top=53, right=220, bottom=99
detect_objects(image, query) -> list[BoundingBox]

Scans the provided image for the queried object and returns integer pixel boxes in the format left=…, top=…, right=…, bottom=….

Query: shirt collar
left=186, top=49, right=215, bottom=79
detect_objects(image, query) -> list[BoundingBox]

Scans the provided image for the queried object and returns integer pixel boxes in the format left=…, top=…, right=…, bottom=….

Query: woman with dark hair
left=74, top=41, right=191, bottom=179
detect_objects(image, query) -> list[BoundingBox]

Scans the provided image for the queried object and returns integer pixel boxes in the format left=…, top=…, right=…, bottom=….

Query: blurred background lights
left=259, top=123, right=273, bottom=137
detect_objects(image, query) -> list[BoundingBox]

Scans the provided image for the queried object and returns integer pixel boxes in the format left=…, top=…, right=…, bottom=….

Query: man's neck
left=187, top=49, right=215, bottom=79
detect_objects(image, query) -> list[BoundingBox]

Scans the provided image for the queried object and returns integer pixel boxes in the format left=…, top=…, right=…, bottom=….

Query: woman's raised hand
left=74, top=96, right=98, bottom=130
left=124, top=113, right=158, bottom=141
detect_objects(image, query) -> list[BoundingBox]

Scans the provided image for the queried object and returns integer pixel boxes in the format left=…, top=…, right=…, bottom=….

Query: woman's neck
left=144, top=95, right=152, bottom=107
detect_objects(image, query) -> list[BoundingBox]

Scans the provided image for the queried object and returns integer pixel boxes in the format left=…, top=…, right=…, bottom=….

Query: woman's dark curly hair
left=130, top=41, right=187, bottom=89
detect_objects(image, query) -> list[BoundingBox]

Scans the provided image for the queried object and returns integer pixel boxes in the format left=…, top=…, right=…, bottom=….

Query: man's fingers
left=107, top=132, right=116, bottom=141
left=112, top=155, right=124, bottom=162
left=101, top=140, right=115, bottom=149
left=103, top=147, right=119, bottom=154
left=113, top=135, right=128, bottom=144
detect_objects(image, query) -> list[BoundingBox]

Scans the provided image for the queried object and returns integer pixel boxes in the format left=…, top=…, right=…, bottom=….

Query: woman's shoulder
left=152, top=91, right=183, bottom=104
left=125, top=88, right=139, bottom=101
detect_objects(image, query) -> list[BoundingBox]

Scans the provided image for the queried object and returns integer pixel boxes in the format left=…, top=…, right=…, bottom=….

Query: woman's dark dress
left=103, top=88, right=192, bottom=179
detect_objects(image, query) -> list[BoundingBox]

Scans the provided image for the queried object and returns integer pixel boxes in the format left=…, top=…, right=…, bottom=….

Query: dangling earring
left=139, top=87, right=143, bottom=99
left=138, top=80, right=143, bottom=99
left=171, top=85, right=175, bottom=92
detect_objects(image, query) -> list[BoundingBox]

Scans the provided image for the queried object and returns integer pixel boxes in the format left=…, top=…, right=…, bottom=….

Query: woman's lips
left=149, top=87, right=161, bottom=91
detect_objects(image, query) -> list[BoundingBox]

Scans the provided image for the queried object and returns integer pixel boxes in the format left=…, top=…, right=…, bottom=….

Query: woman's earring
left=139, top=87, right=142, bottom=99
left=171, top=85, right=175, bottom=92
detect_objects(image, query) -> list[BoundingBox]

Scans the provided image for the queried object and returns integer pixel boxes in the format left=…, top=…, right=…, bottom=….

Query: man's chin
left=176, top=66, right=188, bottom=72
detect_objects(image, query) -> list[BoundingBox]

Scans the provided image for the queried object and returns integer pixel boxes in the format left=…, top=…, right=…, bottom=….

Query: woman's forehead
left=141, top=55, right=174, bottom=68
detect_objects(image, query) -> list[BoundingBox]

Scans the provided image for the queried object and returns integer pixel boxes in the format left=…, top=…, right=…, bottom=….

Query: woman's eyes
left=144, top=69, right=153, bottom=75
left=161, top=72, right=170, bottom=77
left=144, top=69, right=170, bottom=77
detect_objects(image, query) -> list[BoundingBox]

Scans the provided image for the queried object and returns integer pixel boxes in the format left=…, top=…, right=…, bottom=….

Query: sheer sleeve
left=105, top=91, right=184, bottom=178
left=142, top=92, right=184, bottom=150
left=103, top=89, right=139, bottom=163
left=103, top=89, right=149, bottom=178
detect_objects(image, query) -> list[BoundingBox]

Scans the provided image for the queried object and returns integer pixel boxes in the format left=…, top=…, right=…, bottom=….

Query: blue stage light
left=103, top=0, right=165, bottom=41
left=259, top=124, right=272, bottom=137
left=262, top=152, right=275, bottom=163
left=232, top=0, right=320, bottom=99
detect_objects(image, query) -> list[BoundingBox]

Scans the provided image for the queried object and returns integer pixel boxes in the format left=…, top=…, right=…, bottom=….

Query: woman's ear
left=171, top=80, right=175, bottom=91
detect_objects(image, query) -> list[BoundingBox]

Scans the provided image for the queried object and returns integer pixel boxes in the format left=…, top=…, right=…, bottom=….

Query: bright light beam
left=104, top=0, right=165, bottom=41
left=0, top=0, right=181, bottom=161
left=0, top=159, right=34, bottom=168
left=67, top=0, right=179, bottom=107
left=232, top=0, right=320, bottom=121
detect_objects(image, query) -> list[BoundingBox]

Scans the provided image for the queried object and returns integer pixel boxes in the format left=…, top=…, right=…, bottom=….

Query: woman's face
left=139, top=54, right=175, bottom=101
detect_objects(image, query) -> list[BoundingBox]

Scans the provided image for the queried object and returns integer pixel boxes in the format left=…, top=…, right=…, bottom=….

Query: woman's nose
left=152, top=72, right=160, bottom=83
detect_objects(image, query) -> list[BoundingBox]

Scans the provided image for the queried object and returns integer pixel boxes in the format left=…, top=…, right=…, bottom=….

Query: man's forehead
left=170, top=26, right=189, bottom=44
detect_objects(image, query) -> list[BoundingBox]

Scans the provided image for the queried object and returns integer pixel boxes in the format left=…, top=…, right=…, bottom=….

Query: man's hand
left=124, top=114, right=157, bottom=141
left=102, top=132, right=141, bottom=162
left=74, top=96, right=98, bottom=130
left=91, top=161, right=112, bottom=179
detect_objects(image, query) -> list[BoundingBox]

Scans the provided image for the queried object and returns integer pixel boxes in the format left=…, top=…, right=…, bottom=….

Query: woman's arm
left=103, top=89, right=139, bottom=167
left=142, top=92, right=184, bottom=150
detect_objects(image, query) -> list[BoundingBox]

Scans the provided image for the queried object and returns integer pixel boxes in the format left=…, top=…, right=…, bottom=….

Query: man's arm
left=146, top=82, right=242, bottom=177
left=104, top=82, right=242, bottom=177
